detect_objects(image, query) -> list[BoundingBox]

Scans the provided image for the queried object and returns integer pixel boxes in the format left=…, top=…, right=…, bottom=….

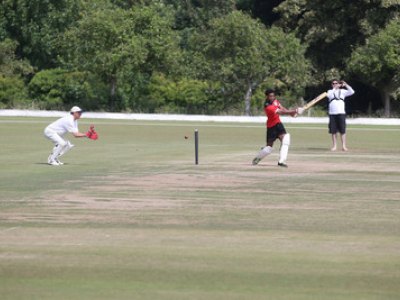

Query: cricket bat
left=302, top=92, right=328, bottom=110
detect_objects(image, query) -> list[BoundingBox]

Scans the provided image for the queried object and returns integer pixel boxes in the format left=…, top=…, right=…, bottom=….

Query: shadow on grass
left=305, top=147, right=329, bottom=151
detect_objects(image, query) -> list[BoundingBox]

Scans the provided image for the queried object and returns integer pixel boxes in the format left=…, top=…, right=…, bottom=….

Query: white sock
left=50, top=144, right=66, bottom=161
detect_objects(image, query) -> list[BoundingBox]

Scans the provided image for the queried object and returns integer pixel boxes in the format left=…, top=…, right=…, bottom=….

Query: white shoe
left=48, top=160, right=60, bottom=166
left=48, top=154, right=52, bottom=164
left=55, top=158, right=64, bottom=165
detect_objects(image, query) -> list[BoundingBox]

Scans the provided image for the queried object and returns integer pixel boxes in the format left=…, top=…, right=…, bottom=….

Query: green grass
left=0, top=117, right=400, bottom=300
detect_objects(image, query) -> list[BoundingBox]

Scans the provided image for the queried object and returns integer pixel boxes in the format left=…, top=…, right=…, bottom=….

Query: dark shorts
left=267, top=122, right=287, bottom=143
left=329, top=114, right=346, bottom=134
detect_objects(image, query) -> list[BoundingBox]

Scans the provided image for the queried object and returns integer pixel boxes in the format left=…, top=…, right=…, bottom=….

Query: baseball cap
left=70, top=106, right=83, bottom=113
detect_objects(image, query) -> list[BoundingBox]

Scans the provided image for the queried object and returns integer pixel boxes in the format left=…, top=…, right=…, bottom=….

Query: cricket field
left=0, top=117, right=399, bottom=300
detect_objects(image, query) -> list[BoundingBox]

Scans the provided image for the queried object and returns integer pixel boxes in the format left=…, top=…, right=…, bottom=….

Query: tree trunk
left=367, top=100, right=372, bottom=115
left=244, top=83, right=253, bottom=116
left=380, top=89, right=391, bottom=117
left=110, top=76, right=117, bottom=111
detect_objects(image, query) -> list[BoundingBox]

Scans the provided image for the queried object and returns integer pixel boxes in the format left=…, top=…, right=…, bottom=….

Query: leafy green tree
left=274, top=0, right=400, bottom=77
left=165, top=0, right=236, bottom=29
left=119, top=2, right=186, bottom=111
left=348, top=19, right=400, bottom=117
left=146, top=73, right=222, bottom=114
left=236, top=0, right=283, bottom=25
left=0, top=39, right=32, bottom=108
left=0, top=3, right=8, bottom=40
left=61, top=2, right=181, bottom=111
left=127, top=2, right=181, bottom=76
left=0, top=0, right=80, bottom=69
left=110, top=0, right=145, bottom=9
left=28, top=68, right=108, bottom=110
left=0, top=39, right=32, bottom=76
left=190, top=11, right=310, bottom=115
left=60, top=5, right=147, bottom=110
left=0, top=76, right=29, bottom=108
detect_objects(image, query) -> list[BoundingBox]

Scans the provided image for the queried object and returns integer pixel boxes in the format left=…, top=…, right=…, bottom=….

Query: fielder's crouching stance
left=252, top=89, right=303, bottom=168
left=44, top=106, right=98, bottom=166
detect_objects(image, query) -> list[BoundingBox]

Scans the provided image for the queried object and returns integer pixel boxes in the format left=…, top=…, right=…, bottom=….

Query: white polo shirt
left=45, top=114, right=79, bottom=136
left=327, top=85, right=355, bottom=115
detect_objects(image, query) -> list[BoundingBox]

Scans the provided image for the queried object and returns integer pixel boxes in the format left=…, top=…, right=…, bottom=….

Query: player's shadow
left=34, top=162, right=70, bottom=165
left=305, top=147, right=329, bottom=151
left=34, top=162, right=93, bottom=166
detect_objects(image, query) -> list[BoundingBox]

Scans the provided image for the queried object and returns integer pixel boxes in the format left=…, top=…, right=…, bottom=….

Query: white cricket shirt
left=327, top=85, right=355, bottom=115
left=45, top=114, right=79, bottom=136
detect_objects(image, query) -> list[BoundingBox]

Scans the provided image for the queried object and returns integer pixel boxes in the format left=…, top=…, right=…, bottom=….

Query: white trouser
left=44, top=128, right=71, bottom=161
left=44, top=128, right=68, bottom=147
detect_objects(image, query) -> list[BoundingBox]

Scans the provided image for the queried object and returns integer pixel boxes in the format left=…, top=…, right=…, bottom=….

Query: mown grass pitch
left=0, top=117, right=399, bottom=300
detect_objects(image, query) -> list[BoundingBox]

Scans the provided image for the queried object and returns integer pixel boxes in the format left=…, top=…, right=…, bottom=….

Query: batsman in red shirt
left=252, top=89, right=303, bottom=167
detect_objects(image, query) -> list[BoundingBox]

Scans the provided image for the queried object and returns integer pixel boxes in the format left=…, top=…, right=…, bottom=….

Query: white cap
left=70, top=106, right=83, bottom=113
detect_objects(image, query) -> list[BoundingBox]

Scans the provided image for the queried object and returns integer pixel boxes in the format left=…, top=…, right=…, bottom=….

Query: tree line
left=0, top=0, right=399, bottom=116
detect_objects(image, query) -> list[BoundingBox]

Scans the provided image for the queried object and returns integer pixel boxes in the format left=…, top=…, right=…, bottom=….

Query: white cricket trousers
left=44, top=128, right=68, bottom=147
left=44, top=129, right=75, bottom=163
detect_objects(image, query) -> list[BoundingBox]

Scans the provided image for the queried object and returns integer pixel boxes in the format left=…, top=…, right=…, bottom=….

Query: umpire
left=327, top=79, right=355, bottom=151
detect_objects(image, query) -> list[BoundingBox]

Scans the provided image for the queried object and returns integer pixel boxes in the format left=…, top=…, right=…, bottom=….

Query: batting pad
left=279, top=134, right=290, bottom=164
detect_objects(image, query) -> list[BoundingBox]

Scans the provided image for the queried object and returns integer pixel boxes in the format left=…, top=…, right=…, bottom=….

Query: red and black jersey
left=264, top=99, right=282, bottom=128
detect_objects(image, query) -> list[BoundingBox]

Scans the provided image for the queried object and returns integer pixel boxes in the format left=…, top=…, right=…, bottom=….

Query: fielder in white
left=44, top=106, right=89, bottom=166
